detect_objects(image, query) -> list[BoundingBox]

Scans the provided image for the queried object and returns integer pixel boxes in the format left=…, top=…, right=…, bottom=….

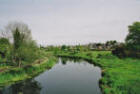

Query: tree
left=12, top=28, right=26, bottom=67
left=125, top=22, right=140, bottom=51
left=105, top=40, right=117, bottom=50
left=5, top=22, right=38, bottom=67
left=112, top=22, right=140, bottom=58
left=1, top=21, right=32, bottom=42
left=61, top=45, right=67, bottom=51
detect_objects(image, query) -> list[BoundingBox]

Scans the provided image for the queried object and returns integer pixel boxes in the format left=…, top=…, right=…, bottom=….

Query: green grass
left=57, top=51, right=140, bottom=94
left=0, top=53, right=57, bottom=87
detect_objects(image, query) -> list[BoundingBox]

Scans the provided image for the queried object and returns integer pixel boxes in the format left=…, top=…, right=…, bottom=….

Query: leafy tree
left=125, top=22, right=140, bottom=51
left=106, top=40, right=117, bottom=50
left=112, top=22, right=140, bottom=58
left=61, top=45, right=67, bottom=51
left=16, top=40, right=39, bottom=64
left=106, top=40, right=117, bottom=46
left=12, top=28, right=25, bottom=67
left=5, top=22, right=39, bottom=67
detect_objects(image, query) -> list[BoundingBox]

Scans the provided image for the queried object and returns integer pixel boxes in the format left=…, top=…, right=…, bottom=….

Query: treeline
left=44, top=40, right=121, bottom=52
left=44, top=21, right=140, bottom=58
left=43, top=40, right=119, bottom=55
left=0, top=22, right=40, bottom=67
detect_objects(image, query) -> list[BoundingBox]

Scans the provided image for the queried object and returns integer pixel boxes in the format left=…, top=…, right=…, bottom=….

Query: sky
left=0, top=0, right=140, bottom=45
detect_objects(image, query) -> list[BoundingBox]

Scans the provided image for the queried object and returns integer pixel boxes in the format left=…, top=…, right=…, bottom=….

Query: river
left=0, top=57, right=102, bottom=94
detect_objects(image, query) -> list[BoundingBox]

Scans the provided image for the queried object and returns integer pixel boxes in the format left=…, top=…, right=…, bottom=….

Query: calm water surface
left=0, top=58, right=102, bottom=94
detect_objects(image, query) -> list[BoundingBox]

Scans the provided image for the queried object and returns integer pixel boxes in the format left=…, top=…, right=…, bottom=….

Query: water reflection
left=61, top=57, right=83, bottom=65
left=1, top=80, right=41, bottom=94
left=1, top=58, right=102, bottom=94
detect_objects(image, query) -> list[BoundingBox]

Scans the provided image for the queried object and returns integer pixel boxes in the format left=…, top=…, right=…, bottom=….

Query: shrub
left=112, top=45, right=126, bottom=58
left=112, top=45, right=140, bottom=58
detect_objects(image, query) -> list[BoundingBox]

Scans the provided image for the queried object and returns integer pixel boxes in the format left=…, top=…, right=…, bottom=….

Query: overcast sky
left=0, top=0, right=140, bottom=45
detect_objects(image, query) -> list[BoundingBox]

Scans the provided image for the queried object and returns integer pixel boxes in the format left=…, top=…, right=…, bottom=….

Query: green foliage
left=0, top=22, right=40, bottom=67
left=112, top=44, right=140, bottom=58
left=53, top=47, right=59, bottom=55
left=112, top=22, right=140, bottom=58
left=86, top=52, right=93, bottom=58
left=112, top=44, right=126, bottom=58
left=9, top=23, right=39, bottom=67
left=0, top=56, right=57, bottom=85
left=61, top=45, right=67, bottom=51
left=17, top=40, right=39, bottom=63
left=105, top=40, right=117, bottom=50
left=13, top=28, right=24, bottom=49
left=125, top=22, right=140, bottom=51
left=0, top=38, right=10, bottom=45
left=0, top=38, right=11, bottom=63
left=126, top=22, right=140, bottom=45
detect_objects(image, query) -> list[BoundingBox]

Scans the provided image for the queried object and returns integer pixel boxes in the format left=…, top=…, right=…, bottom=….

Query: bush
left=0, top=38, right=11, bottom=63
left=112, top=45, right=140, bottom=58
left=112, top=45, right=126, bottom=58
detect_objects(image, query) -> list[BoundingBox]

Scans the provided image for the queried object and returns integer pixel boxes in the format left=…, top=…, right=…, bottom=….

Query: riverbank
left=56, top=51, right=140, bottom=94
left=0, top=52, right=57, bottom=87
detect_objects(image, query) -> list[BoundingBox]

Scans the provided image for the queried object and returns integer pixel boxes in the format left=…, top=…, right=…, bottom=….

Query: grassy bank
left=56, top=51, right=140, bottom=94
left=0, top=52, right=57, bottom=87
